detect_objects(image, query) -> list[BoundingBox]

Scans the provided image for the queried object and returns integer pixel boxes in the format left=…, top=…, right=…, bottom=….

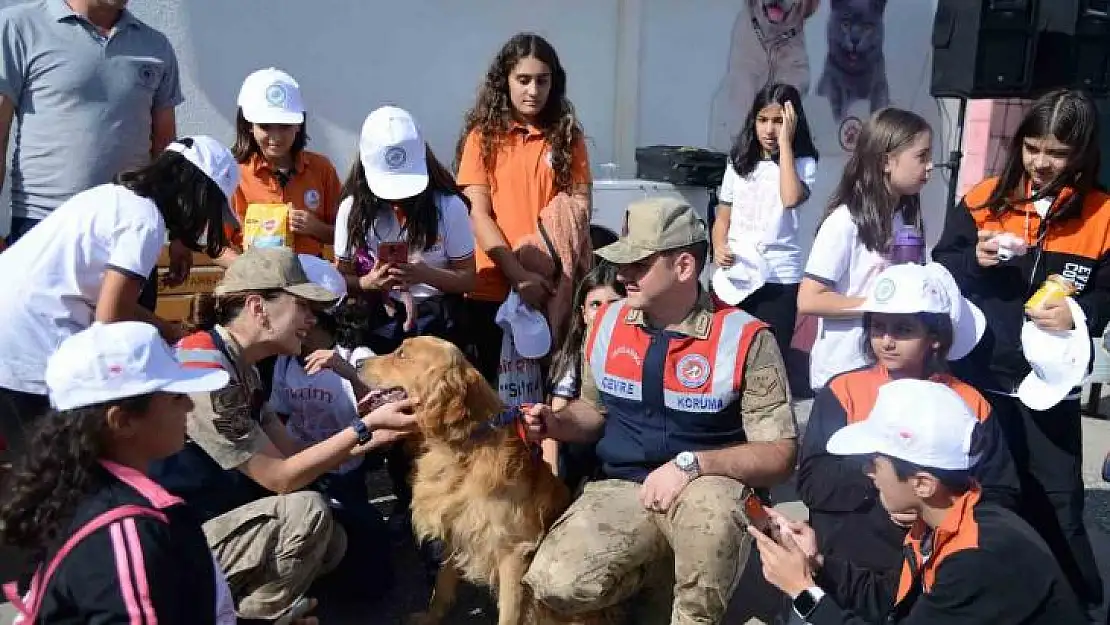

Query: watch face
left=793, top=590, right=818, bottom=616
left=677, top=452, right=694, bottom=469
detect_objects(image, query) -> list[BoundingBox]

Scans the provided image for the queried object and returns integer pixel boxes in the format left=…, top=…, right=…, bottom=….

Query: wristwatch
left=350, top=418, right=372, bottom=446
left=792, top=587, right=824, bottom=620
left=674, top=451, right=701, bottom=479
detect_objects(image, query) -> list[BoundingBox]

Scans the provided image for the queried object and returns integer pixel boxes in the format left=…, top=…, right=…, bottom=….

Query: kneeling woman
left=797, top=262, right=1020, bottom=573
left=149, top=247, right=419, bottom=621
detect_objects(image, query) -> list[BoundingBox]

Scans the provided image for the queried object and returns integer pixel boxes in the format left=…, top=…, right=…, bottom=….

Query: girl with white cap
left=0, top=136, right=238, bottom=460
left=333, top=105, right=476, bottom=354
left=0, top=321, right=249, bottom=624
left=796, top=262, right=1018, bottom=579
left=223, top=68, right=341, bottom=261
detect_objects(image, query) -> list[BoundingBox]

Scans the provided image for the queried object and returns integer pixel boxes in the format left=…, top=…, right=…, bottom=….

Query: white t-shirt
left=333, top=193, right=475, bottom=301
left=804, top=205, right=910, bottom=390
left=719, top=156, right=818, bottom=284
left=268, top=346, right=374, bottom=475
left=0, top=184, right=166, bottom=394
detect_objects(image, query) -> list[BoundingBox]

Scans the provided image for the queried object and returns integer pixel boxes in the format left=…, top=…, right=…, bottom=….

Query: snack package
left=242, top=203, right=291, bottom=250
left=1025, top=274, right=1077, bottom=312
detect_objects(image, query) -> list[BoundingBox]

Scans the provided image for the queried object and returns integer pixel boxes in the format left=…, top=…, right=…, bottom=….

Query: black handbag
left=635, top=145, right=728, bottom=188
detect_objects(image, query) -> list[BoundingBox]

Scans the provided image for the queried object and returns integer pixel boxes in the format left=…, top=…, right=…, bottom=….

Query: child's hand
left=1027, top=297, right=1076, bottom=332
left=975, top=230, right=1001, bottom=268
left=289, top=209, right=325, bottom=238
left=304, top=349, right=345, bottom=376
left=358, top=261, right=398, bottom=292
left=388, top=261, right=427, bottom=287
left=714, top=246, right=735, bottom=268
left=778, top=101, right=797, bottom=151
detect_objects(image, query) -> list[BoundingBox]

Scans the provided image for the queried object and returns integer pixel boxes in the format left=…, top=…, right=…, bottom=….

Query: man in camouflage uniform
left=522, top=198, right=797, bottom=625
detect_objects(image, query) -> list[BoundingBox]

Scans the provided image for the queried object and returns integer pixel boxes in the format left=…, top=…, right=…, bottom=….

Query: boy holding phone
left=749, top=379, right=1081, bottom=625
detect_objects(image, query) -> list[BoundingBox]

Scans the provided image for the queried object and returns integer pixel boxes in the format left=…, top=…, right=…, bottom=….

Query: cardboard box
left=156, top=246, right=218, bottom=269
left=158, top=267, right=223, bottom=296
left=156, top=295, right=194, bottom=323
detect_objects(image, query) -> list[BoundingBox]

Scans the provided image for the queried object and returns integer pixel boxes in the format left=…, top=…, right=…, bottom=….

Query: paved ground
left=6, top=397, right=1110, bottom=624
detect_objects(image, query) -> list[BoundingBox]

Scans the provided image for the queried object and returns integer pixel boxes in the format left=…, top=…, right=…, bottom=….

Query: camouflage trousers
left=523, top=476, right=753, bottom=625
left=203, top=491, right=347, bottom=620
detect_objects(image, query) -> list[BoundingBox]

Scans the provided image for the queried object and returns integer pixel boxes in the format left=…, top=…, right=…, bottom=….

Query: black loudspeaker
left=932, top=0, right=1110, bottom=99
left=931, top=0, right=1039, bottom=98
left=1073, top=1, right=1110, bottom=96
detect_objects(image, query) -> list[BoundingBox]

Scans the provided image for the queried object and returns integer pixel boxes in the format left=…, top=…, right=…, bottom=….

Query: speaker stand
left=943, top=97, right=969, bottom=212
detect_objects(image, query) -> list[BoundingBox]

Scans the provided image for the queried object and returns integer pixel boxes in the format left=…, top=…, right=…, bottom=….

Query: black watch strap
left=350, top=418, right=372, bottom=445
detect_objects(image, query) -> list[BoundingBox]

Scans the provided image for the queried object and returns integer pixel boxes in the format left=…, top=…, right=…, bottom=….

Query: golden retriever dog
left=361, top=336, right=621, bottom=625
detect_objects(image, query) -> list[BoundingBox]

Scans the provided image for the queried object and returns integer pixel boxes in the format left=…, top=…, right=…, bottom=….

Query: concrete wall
left=1, top=0, right=954, bottom=249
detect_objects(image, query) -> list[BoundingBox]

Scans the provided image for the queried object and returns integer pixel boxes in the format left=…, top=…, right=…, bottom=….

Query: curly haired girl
left=455, top=32, right=592, bottom=382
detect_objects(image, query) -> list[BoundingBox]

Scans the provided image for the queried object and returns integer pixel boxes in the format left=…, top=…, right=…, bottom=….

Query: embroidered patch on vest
left=677, top=354, right=711, bottom=389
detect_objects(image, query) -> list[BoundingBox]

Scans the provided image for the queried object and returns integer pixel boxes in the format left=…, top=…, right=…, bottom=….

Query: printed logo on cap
left=265, top=83, right=288, bottom=107
left=384, top=146, right=408, bottom=170
left=874, top=278, right=896, bottom=303
left=677, top=354, right=711, bottom=389
left=304, top=189, right=321, bottom=210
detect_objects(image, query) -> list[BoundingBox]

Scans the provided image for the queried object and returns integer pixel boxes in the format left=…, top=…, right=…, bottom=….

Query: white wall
left=0, top=0, right=623, bottom=234
left=1, top=0, right=956, bottom=248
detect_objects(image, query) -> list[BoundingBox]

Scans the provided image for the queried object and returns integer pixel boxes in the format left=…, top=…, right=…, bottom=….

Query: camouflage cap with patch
left=214, top=246, right=338, bottom=304
left=596, top=196, right=708, bottom=265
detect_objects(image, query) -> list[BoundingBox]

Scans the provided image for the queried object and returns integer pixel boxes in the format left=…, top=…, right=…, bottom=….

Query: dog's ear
left=462, top=364, right=503, bottom=422
left=421, top=359, right=502, bottom=444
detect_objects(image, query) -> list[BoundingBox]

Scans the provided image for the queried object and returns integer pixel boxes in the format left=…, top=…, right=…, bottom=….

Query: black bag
left=635, top=145, right=728, bottom=188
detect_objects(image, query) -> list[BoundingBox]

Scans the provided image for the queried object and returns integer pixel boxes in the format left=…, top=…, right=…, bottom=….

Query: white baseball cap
left=496, top=291, right=552, bottom=359
left=165, top=135, right=240, bottom=202
left=827, top=378, right=980, bottom=471
left=359, top=106, right=429, bottom=200
left=853, top=262, right=986, bottom=361
left=298, top=254, right=347, bottom=308
left=237, top=68, right=306, bottom=126
left=1018, top=298, right=1091, bottom=411
left=710, top=240, right=768, bottom=306
left=46, top=322, right=230, bottom=411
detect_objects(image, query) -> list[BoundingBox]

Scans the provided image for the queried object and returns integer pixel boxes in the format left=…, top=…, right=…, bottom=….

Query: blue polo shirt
left=0, top=0, right=183, bottom=219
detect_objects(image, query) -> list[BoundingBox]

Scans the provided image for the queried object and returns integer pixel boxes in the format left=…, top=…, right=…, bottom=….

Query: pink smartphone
left=378, top=241, right=409, bottom=265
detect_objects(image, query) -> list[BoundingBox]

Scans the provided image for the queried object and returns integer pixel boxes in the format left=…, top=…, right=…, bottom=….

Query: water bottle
left=890, top=227, right=925, bottom=265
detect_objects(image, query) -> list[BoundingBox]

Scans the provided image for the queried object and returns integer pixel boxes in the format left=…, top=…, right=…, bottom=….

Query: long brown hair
left=339, top=145, right=468, bottom=258
left=454, top=32, right=584, bottom=194
left=230, top=108, right=308, bottom=164
left=979, top=89, right=1101, bottom=221
left=0, top=396, right=153, bottom=557
left=822, top=108, right=930, bottom=253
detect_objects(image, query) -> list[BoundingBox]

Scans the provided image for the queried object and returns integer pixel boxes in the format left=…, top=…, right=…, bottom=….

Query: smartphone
left=378, top=241, right=409, bottom=265
left=744, top=495, right=779, bottom=541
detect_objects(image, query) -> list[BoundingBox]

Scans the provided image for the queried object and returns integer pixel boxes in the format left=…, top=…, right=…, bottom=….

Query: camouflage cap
left=214, top=247, right=339, bottom=304
left=595, top=196, right=708, bottom=265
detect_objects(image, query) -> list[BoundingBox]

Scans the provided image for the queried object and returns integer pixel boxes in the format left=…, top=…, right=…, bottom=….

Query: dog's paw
left=406, top=612, right=438, bottom=625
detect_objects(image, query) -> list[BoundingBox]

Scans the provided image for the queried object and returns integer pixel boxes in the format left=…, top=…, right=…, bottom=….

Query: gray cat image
left=817, top=0, right=890, bottom=123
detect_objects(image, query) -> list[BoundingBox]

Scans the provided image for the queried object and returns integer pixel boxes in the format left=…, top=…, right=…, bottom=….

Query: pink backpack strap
left=2, top=505, right=167, bottom=623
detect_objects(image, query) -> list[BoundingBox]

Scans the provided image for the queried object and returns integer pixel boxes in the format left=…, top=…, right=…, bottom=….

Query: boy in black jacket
left=750, top=379, right=1083, bottom=625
